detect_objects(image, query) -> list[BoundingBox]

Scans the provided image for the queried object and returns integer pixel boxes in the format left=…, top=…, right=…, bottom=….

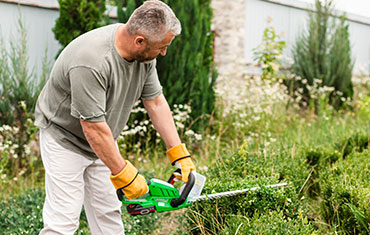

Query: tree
left=53, top=0, right=107, bottom=57
left=116, top=0, right=216, bottom=130
left=292, top=0, right=353, bottom=110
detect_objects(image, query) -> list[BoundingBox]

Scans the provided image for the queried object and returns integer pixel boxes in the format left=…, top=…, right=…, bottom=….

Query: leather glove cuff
left=166, top=143, right=191, bottom=165
left=110, top=160, right=138, bottom=190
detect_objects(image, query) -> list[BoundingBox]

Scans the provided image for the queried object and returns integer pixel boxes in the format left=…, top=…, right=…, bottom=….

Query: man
left=35, top=0, right=196, bottom=234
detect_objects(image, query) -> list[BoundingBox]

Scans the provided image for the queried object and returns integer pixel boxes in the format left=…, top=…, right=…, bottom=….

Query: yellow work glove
left=166, top=144, right=196, bottom=182
left=110, top=160, right=148, bottom=200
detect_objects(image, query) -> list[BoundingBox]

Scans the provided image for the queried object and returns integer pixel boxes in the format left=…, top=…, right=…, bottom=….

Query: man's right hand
left=110, top=160, right=148, bottom=200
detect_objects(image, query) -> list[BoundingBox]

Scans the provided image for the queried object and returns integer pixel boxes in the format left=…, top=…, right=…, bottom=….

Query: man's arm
left=80, top=120, right=126, bottom=175
left=142, top=94, right=181, bottom=149
left=144, top=94, right=196, bottom=182
left=81, top=120, right=148, bottom=199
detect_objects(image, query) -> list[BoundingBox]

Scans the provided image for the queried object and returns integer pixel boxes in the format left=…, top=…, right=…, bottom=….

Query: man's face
left=134, top=31, right=175, bottom=63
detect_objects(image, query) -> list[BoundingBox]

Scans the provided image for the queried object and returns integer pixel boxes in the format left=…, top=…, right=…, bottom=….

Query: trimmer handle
left=167, top=168, right=182, bottom=185
left=168, top=169, right=195, bottom=208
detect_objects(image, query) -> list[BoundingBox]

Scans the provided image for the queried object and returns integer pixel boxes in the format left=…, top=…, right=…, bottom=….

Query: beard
left=135, top=54, right=155, bottom=63
left=134, top=48, right=158, bottom=64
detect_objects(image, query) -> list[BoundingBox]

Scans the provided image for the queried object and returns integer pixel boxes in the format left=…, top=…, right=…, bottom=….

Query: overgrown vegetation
left=0, top=18, right=47, bottom=186
left=291, top=0, right=354, bottom=111
left=2, top=0, right=370, bottom=234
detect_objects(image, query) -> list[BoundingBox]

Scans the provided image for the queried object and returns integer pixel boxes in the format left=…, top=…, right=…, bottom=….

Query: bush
left=0, top=188, right=166, bottom=234
left=184, top=142, right=311, bottom=234
left=223, top=210, right=320, bottom=235
left=116, top=0, right=216, bottom=130
left=335, top=132, right=370, bottom=158
left=52, top=0, right=107, bottom=56
left=320, top=150, right=370, bottom=234
left=291, top=0, right=353, bottom=111
left=304, top=147, right=341, bottom=197
left=187, top=180, right=299, bottom=234
left=0, top=189, right=44, bottom=234
left=0, top=18, right=47, bottom=181
left=0, top=19, right=48, bottom=125
left=253, top=19, right=286, bottom=81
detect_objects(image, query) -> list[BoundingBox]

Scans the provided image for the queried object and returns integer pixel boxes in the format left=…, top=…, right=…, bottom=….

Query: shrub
left=320, top=150, right=370, bottom=234
left=223, top=210, right=321, bottom=235
left=253, top=19, right=286, bottom=81
left=187, top=179, right=299, bottom=234
left=0, top=18, right=47, bottom=181
left=52, top=0, right=107, bottom=56
left=116, top=0, right=216, bottom=130
left=335, top=132, right=370, bottom=158
left=304, top=147, right=341, bottom=197
left=184, top=143, right=311, bottom=234
left=0, top=189, right=44, bottom=234
left=357, top=94, right=370, bottom=119
left=291, top=0, right=353, bottom=111
left=117, top=100, right=202, bottom=157
left=0, top=19, right=48, bottom=125
left=0, top=188, right=165, bottom=234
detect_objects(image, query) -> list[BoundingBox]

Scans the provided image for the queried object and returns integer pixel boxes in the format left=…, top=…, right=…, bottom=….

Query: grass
left=1, top=84, right=370, bottom=234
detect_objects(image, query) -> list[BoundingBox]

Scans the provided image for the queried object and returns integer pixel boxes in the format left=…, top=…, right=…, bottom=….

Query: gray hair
left=126, top=0, right=181, bottom=43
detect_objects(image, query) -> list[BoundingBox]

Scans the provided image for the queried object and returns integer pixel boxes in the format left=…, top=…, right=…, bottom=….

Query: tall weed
left=0, top=17, right=48, bottom=187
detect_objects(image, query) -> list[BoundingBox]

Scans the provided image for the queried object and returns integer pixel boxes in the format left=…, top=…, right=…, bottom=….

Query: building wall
left=0, top=0, right=61, bottom=77
left=211, top=0, right=370, bottom=110
left=0, top=0, right=117, bottom=77
left=1, top=0, right=369, bottom=89
left=244, top=0, right=370, bottom=74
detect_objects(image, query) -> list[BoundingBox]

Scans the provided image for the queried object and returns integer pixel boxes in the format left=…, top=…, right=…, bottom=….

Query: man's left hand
left=166, top=143, right=196, bottom=182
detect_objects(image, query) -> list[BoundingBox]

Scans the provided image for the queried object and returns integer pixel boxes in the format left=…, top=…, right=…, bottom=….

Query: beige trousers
left=39, top=128, right=124, bottom=235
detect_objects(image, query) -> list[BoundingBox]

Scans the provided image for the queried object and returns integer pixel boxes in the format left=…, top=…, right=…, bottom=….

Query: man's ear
left=134, top=36, right=145, bottom=48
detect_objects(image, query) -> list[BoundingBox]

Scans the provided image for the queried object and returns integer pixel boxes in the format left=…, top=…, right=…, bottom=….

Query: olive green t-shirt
left=35, top=23, right=162, bottom=159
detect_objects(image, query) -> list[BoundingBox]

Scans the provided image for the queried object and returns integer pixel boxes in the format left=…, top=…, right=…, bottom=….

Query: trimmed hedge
left=335, top=132, right=370, bottom=158
left=224, top=210, right=321, bottom=235
left=184, top=144, right=315, bottom=234
left=320, top=150, right=370, bottom=234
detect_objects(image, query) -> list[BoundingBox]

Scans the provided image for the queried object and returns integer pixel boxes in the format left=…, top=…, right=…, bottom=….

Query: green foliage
left=335, top=132, right=370, bottom=158
left=117, top=101, right=202, bottom=159
left=304, top=147, right=341, bottom=197
left=357, top=94, right=370, bottom=119
left=0, top=18, right=48, bottom=125
left=0, top=188, right=165, bottom=234
left=116, top=0, right=216, bottom=130
left=291, top=0, right=353, bottom=110
left=320, top=150, right=370, bottom=234
left=0, top=189, right=44, bottom=234
left=187, top=181, right=300, bottom=234
left=253, top=19, right=286, bottom=81
left=184, top=141, right=311, bottom=234
left=0, top=18, right=47, bottom=182
left=223, top=210, right=320, bottom=235
left=53, top=0, right=107, bottom=56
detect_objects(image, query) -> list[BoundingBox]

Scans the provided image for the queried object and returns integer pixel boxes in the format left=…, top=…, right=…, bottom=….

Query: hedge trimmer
left=118, top=169, right=288, bottom=216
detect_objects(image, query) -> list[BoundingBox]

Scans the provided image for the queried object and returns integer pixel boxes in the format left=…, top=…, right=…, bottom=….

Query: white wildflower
left=194, top=134, right=202, bottom=141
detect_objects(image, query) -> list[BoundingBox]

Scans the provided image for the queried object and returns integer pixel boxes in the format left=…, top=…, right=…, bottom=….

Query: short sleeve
left=69, top=66, right=107, bottom=122
left=141, top=60, right=163, bottom=100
